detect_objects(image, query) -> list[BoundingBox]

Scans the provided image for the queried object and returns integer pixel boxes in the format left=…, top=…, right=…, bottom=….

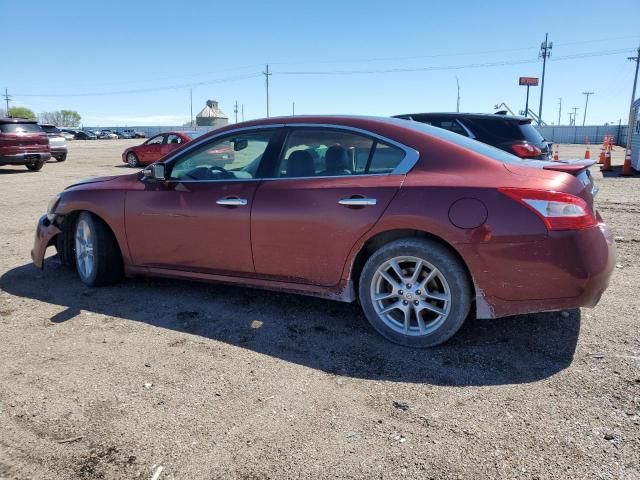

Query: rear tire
left=74, top=212, right=123, bottom=286
left=358, top=238, right=471, bottom=348
left=26, top=160, right=44, bottom=171
left=56, top=153, right=67, bottom=162
left=126, top=152, right=140, bottom=168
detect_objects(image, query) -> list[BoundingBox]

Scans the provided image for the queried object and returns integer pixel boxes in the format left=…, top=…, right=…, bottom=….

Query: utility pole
left=263, top=64, right=272, bottom=118
left=558, top=97, right=562, bottom=125
left=455, top=77, right=460, bottom=112
left=292, top=101, right=295, bottom=116
left=582, top=91, right=594, bottom=126
left=568, top=112, right=574, bottom=126
left=234, top=100, right=238, bottom=124
left=241, top=104, right=245, bottom=122
left=3, top=88, right=11, bottom=114
left=189, top=88, right=193, bottom=127
left=571, top=107, right=580, bottom=126
left=624, top=46, right=640, bottom=156
left=538, top=33, right=552, bottom=125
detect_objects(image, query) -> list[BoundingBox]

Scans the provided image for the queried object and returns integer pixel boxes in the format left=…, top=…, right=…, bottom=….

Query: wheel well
left=350, top=229, right=474, bottom=294
left=57, top=210, right=123, bottom=265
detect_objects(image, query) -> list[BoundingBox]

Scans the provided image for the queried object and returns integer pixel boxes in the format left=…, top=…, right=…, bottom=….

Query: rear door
left=251, top=126, right=416, bottom=286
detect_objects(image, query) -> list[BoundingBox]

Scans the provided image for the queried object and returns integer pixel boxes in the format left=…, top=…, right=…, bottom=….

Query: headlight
left=46, top=194, right=61, bottom=221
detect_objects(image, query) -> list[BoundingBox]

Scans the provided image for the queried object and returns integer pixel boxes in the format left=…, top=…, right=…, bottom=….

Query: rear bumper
left=0, top=152, right=52, bottom=165
left=463, top=223, right=616, bottom=319
left=30, top=215, right=61, bottom=269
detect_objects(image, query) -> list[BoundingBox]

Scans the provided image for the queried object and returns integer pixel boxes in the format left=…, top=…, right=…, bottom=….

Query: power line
left=12, top=73, right=262, bottom=98
left=277, top=48, right=632, bottom=76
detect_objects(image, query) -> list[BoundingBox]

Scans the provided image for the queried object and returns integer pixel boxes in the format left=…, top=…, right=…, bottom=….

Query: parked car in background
left=122, top=131, right=191, bottom=167
left=39, top=124, right=68, bottom=162
left=33, top=116, right=614, bottom=347
left=74, top=131, right=97, bottom=140
left=59, top=129, right=76, bottom=141
left=393, top=112, right=552, bottom=160
left=123, top=129, right=146, bottom=138
left=99, top=130, right=118, bottom=140
left=0, top=117, right=50, bottom=171
left=115, top=131, right=133, bottom=139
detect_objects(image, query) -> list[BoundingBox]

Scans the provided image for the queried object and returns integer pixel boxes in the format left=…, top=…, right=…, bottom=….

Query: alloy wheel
left=370, top=256, right=451, bottom=337
left=75, top=217, right=95, bottom=280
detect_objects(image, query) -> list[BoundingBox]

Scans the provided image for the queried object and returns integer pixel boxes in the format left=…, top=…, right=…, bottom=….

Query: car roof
left=0, top=116, right=38, bottom=124
left=393, top=112, right=529, bottom=122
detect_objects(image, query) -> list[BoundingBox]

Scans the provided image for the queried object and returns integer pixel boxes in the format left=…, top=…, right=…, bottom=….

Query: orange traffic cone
left=553, top=144, right=559, bottom=161
left=620, top=148, right=634, bottom=176
left=584, top=143, right=591, bottom=160
left=601, top=144, right=612, bottom=172
left=598, top=146, right=605, bottom=164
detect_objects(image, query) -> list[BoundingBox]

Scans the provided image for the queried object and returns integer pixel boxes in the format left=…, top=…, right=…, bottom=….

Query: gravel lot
left=0, top=139, right=638, bottom=479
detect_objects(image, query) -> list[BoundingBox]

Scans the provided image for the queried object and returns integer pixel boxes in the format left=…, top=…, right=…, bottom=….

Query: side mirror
left=233, top=138, right=248, bottom=151
left=143, top=163, right=166, bottom=181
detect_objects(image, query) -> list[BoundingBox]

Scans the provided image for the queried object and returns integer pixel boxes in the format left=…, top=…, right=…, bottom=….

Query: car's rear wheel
left=56, top=153, right=67, bottom=162
left=26, top=160, right=44, bottom=171
left=126, top=152, right=140, bottom=168
left=358, top=238, right=471, bottom=348
left=74, top=212, right=123, bottom=286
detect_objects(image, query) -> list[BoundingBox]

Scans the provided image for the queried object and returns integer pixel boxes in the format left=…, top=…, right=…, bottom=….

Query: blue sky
left=2, top=0, right=639, bottom=126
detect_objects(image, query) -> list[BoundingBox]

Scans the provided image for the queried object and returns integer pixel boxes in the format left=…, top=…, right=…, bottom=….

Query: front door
left=125, top=129, right=278, bottom=276
left=251, top=127, right=410, bottom=286
left=138, top=134, right=166, bottom=163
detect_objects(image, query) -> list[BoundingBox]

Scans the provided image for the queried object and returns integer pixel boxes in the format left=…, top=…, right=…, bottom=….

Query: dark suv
left=393, top=112, right=551, bottom=160
left=0, top=117, right=51, bottom=171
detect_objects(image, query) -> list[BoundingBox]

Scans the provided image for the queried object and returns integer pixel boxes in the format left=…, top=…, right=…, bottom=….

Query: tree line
left=1, top=106, right=82, bottom=127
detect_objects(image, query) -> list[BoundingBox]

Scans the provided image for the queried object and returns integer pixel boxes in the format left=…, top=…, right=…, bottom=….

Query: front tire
left=358, top=238, right=471, bottom=348
left=56, top=153, right=67, bottom=162
left=126, top=152, right=140, bottom=168
left=74, top=212, right=123, bottom=286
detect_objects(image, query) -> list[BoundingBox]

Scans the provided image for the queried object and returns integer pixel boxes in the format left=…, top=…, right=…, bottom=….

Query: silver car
left=39, top=124, right=68, bottom=162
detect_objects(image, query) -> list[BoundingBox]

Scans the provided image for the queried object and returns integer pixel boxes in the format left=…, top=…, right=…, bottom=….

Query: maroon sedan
left=122, top=131, right=192, bottom=167
left=32, top=116, right=615, bottom=347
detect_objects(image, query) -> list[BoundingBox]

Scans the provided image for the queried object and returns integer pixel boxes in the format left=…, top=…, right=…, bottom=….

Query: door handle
left=338, top=197, right=377, bottom=206
left=216, top=197, right=248, bottom=206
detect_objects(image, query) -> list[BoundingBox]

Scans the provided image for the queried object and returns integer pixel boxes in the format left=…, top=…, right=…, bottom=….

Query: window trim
left=153, top=123, right=419, bottom=183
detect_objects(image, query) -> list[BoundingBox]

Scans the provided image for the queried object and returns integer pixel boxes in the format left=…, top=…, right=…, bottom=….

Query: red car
left=122, top=131, right=192, bottom=167
left=32, top=116, right=615, bottom=347
left=0, top=117, right=51, bottom=171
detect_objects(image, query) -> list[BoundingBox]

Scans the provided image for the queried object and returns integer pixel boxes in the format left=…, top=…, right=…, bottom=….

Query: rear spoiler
left=542, top=159, right=596, bottom=174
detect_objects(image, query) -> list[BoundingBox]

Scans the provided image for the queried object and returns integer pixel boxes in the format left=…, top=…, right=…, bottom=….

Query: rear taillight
left=499, top=187, right=597, bottom=231
left=510, top=142, right=542, bottom=158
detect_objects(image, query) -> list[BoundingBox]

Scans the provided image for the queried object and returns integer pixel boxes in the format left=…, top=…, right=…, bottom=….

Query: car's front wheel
left=126, top=152, right=140, bottom=168
left=359, top=238, right=471, bottom=348
left=74, top=212, right=123, bottom=286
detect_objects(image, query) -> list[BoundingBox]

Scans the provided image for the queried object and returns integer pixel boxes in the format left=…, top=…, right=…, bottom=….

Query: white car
left=99, top=130, right=118, bottom=139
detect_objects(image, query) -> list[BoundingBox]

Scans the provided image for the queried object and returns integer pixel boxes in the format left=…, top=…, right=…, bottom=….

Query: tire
left=74, top=212, right=123, bottom=286
left=126, top=152, right=140, bottom=168
left=358, top=238, right=471, bottom=348
left=26, top=160, right=44, bottom=171
left=56, top=153, right=67, bottom=162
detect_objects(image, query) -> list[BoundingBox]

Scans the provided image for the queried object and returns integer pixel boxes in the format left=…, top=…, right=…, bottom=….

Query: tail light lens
left=510, top=142, right=542, bottom=158
left=499, top=188, right=596, bottom=231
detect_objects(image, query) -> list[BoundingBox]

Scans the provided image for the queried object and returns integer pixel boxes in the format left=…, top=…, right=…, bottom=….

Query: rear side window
left=518, top=122, right=545, bottom=143
left=0, top=123, right=42, bottom=134
left=277, top=128, right=405, bottom=178
left=463, top=117, right=543, bottom=144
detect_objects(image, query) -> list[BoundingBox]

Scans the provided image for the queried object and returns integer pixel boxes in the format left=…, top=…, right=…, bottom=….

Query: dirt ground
left=0, top=139, right=638, bottom=480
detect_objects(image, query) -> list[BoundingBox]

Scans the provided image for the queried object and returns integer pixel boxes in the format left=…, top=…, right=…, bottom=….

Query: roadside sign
left=519, top=77, right=539, bottom=86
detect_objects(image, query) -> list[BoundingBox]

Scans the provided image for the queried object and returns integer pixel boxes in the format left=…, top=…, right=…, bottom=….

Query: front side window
left=277, top=129, right=405, bottom=178
left=166, top=134, right=184, bottom=144
left=168, top=130, right=274, bottom=181
left=146, top=135, right=165, bottom=145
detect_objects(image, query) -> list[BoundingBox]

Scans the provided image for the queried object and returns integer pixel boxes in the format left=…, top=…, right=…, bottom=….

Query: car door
left=164, top=134, right=186, bottom=158
left=138, top=134, right=166, bottom=163
left=251, top=126, right=415, bottom=287
left=125, top=128, right=280, bottom=276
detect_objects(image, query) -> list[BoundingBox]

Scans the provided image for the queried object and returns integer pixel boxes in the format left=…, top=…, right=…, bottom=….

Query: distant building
left=196, top=100, right=228, bottom=128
